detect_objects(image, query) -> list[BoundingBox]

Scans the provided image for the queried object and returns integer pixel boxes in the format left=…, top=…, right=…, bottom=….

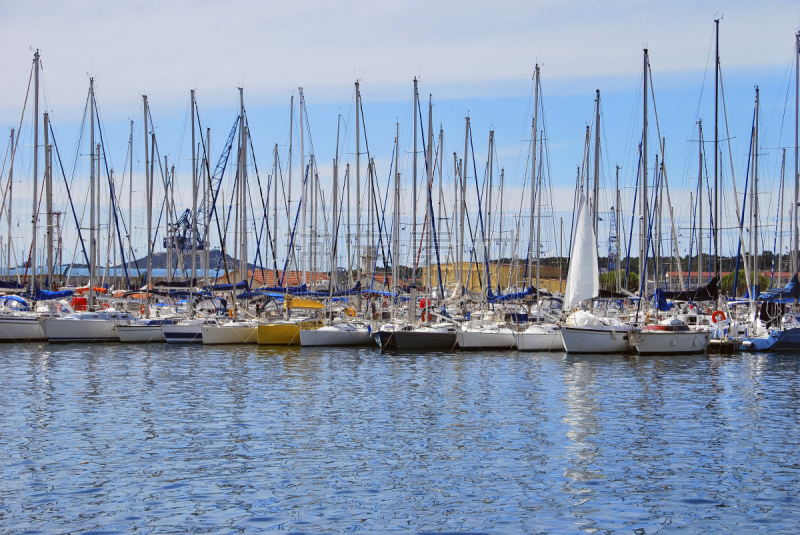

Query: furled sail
left=563, top=192, right=599, bottom=310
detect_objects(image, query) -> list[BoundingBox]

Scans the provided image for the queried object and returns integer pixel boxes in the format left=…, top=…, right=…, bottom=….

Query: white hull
left=515, top=325, right=564, bottom=351
left=44, top=317, right=121, bottom=343
left=630, top=330, right=711, bottom=354
left=300, top=325, right=373, bottom=347
left=456, top=327, right=516, bottom=349
left=0, top=315, right=45, bottom=342
left=201, top=323, right=257, bottom=345
left=116, top=325, right=165, bottom=343
left=561, top=325, right=631, bottom=354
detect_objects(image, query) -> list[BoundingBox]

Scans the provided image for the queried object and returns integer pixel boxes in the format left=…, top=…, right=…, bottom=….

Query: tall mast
left=753, top=87, right=760, bottom=292
left=347, top=162, right=352, bottom=278
left=166, top=154, right=172, bottom=282
left=593, top=89, right=601, bottom=237
left=714, top=18, right=720, bottom=280
left=299, top=88, right=305, bottom=287
left=698, top=120, right=704, bottom=284
left=239, top=88, right=247, bottom=286
left=794, top=31, right=799, bottom=274
left=146, top=132, right=153, bottom=317
left=426, top=95, right=433, bottom=317
left=355, top=81, right=361, bottom=282
left=615, top=165, right=621, bottom=290
left=330, top=156, right=338, bottom=320
left=88, top=80, right=96, bottom=308
left=529, top=65, right=540, bottom=288
left=7, top=129, right=13, bottom=281
left=142, top=94, right=148, bottom=311
left=460, top=117, right=469, bottom=293
left=205, top=127, right=211, bottom=287
left=128, top=120, right=134, bottom=282
left=287, top=95, right=294, bottom=274
left=487, top=130, right=494, bottom=260
left=392, top=123, right=400, bottom=323
left=536, top=131, right=544, bottom=293
left=413, top=78, right=419, bottom=284
left=641, top=48, right=648, bottom=296
left=191, top=90, right=197, bottom=285
left=45, top=112, right=52, bottom=288
left=273, top=143, right=279, bottom=284
left=438, top=127, right=444, bottom=269
left=32, top=50, right=39, bottom=291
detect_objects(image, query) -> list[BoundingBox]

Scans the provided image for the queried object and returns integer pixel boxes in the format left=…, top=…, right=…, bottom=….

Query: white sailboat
left=560, top=191, right=631, bottom=354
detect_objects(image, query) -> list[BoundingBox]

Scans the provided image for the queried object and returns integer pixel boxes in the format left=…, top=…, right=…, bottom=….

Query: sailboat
left=560, top=191, right=632, bottom=353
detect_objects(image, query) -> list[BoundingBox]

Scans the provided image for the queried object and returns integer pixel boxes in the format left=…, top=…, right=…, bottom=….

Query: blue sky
left=1, top=1, right=799, bottom=276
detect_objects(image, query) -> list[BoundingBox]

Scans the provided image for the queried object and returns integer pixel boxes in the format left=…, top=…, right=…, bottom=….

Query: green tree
left=719, top=271, right=769, bottom=296
left=599, top=270, right=638, bottom=292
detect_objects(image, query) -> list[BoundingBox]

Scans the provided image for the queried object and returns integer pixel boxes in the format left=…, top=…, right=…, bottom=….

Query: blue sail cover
left=489, top=286, right=538, bottom=303
left=757, top=274, right=800, bottom=302
left=2, top=295, right=29, bottom=311
left=206, top=281, right=249, bottom=291
left=654, top=288, right=675, bottom=312
left=35, top=289, right=74, bottom=300
left=0, top=280, right=25, bottom=290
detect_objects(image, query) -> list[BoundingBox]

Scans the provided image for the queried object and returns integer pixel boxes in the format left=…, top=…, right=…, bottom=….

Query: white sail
left=564, top=191, right=599, bottom=310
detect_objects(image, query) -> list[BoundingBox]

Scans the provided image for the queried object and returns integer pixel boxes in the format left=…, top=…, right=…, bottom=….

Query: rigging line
left=0, top=63, right=34, bottom=225
left=94, top=98, right=131, bottom=286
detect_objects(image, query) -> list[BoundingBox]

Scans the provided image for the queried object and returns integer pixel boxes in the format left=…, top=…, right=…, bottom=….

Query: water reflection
left=0, top=345, right=798, bottom=532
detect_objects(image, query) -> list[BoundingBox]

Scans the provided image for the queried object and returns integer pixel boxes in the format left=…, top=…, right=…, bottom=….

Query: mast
left=392, top=122, right=400, bottom=323
left=191, top=90, right=197, bottom=285
left=487, top=130, right=494, bottom=265
left=529, top=65, right=540, bottom=287
left=330, top=156, right=338, bottom=322
left=714, top=18, right=720, bottom=280
left=779, top=148, right=786, bottom=285
left=355, top=81, right=361, bottom=282
left=615, top=165, right=621, bottom=290
left=753, top=87, right=760, bottom=293
left=7, top=129, right=13, bottom=281
left=287, top=95, right=294, bottom=274
left=32, top=50, right=39, bottom=291
left=347, top=162, right=352, bottom=278
left=593, top=89, right=601, bottom=236
left=128, top=120, right=133, bottom=279
left=88, top=80, right=96, bottom=309
left=426, top=95, right=433, bottom=319
left=146, top=133, right=153, bottom=318
left=536, top=131, right=544, bottom=294
left=166, top=154, right=172, bottom=281
left=299, top=88, right=305, bottom=287
left=44, top=112, right=52, bottom=288
left=205, top=127, right=211, bottom=287
left=240, top=89, right=247, bottom=288
left=641, top=48, right=648, bottom=295
left=141, top=94, right=148, bottom=311
left=795, top=31, right=799, bottom=274
left=460, top=117, right=469, bottom=293
left=413, top=78, right=419, bottom=284
left=273, top=143, right=279, bottom=285
left=698, top=120, right=704, bottom=284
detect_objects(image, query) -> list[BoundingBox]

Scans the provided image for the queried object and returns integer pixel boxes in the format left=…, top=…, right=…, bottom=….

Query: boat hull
left=456, top=328, right=515, bottom=350
left=116, top=325, right=165, bottom=343
left=44, top=318, right=121, bottom=343
left=0, top=316, right=45, bottom=342
left=258, top=320, right=323, bottom=345
left=515, top=327, right=564, bottom=351
left=374, top=330, right=397, bottom=349
left=202, top=323, right=257, bottom=345
left=561, top=325, right=631, bottom=354
left=300, top=326, right=373, bottom=347
left=739, top=328, right=800, bottom=352
left=162, top=324, right=204, bottom=344
left=630, top=330, right=711, bottom=354
left=393, top=330, right=457, bottom=350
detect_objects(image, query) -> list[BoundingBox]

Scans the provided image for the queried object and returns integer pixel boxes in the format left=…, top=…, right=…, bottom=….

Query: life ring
left=139, top=305, right=146, bottom=315
left=345, top=307, right=356, bottom=317
left=711, top=310, right=726, bottom=323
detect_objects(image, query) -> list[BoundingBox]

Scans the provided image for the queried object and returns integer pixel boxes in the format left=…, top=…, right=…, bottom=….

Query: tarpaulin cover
left=661, top=276, right=720, bottom=302
left=758, top=274, right=800, bottom=302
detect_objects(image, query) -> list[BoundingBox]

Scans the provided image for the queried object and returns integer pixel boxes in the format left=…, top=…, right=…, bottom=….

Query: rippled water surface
left=1, top=345, right=799, bottom=534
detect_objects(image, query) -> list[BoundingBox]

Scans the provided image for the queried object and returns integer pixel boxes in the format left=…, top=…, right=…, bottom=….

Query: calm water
left=1, top=345, right=799, bottom=534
